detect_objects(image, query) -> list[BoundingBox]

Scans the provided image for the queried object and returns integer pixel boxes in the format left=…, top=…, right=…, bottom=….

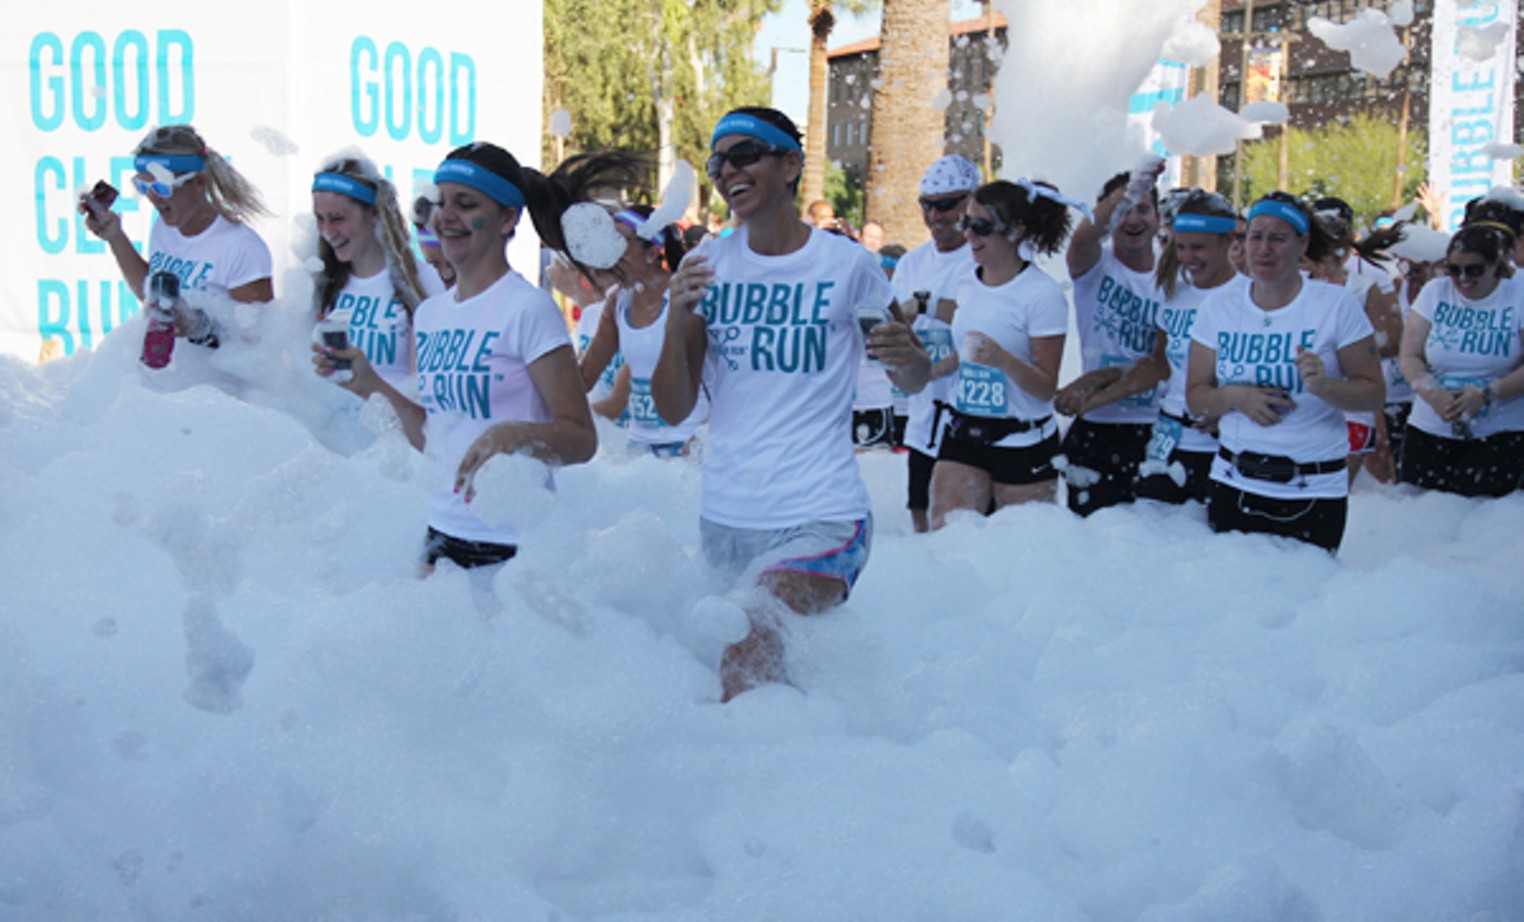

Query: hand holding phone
left=79, top=180, right=119, bottom=218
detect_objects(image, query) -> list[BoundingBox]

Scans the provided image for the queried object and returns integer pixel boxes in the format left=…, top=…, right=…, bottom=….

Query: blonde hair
left=311, top=151, right=427, bottom=318
left=135, top=124, right=268, bottom=223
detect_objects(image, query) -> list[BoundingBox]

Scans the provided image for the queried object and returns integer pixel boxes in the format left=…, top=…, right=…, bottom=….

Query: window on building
left=859, top=120, right=869, bottom=147
left=1224, top=9, right=1245, bottom=32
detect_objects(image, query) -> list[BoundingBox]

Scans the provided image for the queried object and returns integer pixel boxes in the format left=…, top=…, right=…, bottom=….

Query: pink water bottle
left=141, top=271, right=178, bottom=369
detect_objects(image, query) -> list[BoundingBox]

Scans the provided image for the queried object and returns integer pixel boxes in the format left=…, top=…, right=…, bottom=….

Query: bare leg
left=993, top=478, right=1057, bottom=509
left=720, top=570, right=846, bottom=702
left=929, top=460, right=994, bottom=531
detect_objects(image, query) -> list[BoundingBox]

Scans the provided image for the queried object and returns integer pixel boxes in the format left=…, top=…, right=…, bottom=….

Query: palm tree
left=803, top=1, right=875, bottom=207
left=864, top=0, right=952, bottom=246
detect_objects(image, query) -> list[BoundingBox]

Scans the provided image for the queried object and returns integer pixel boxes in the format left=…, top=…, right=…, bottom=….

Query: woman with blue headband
left=1186, top=192, right=1385, bottom=552
left=1133, top=190, right=1247, bottom=505
left=309, top=153, right=444, bottom=392
left=652, top=107, right=930, bottom=700
left=316, top=143, right=639, bottom=571
left=82, top=124, right=273, bottom=345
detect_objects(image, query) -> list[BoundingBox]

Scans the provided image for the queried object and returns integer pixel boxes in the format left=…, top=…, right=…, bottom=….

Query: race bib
left=1103, top=353, right=1156, bottom=407
left=1145, top=413, right=1183, bottom=463
left=955, top=362, right=1010, bottom=416
left=628, top=376, right=665, bottom=427
left=1440, top=374, right=1491, bottom=419
left=919, top=327, right=956, bottom=364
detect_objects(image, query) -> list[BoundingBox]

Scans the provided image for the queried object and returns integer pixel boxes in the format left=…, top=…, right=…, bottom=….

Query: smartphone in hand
left=80, top=180, right=119, bottom=218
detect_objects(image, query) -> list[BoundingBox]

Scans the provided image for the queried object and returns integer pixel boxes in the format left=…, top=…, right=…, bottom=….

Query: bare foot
left=720, top=625, right=786, bottom=702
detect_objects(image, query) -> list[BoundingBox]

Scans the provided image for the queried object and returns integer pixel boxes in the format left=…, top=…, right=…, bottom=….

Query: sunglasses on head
left=918, top=194, right=967, bottom=213
left=132, top=172, right=198, bottom=199
left=705, top=141, right=783, bottom=181
left=956, top=214, right=1007, bottom=237
left=1444, top=262, right=1490, bottom=279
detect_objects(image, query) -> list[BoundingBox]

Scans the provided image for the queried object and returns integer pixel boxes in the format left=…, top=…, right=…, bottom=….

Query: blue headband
left=879, top=253, right=900, bottom=271
left=434, top=159, right=526, bottom=209
left=709, top=113, right=802, bottom=154
left=134, top=154, right=205, bottom=174
left=312, top=172, right=378, bottom=206
left=1173, top=213, right=1237, bottom=235
left=613, top=208, right=665, bottom=243
left=1247, top=199, right=1310, bottom=235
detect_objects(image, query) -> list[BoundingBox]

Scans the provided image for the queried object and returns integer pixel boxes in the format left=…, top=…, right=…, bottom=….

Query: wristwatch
left=1481, top=384, right=1496, bottom=410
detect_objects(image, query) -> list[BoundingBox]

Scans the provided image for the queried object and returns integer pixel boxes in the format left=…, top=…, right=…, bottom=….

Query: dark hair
left=1312, top=196, right=1355, bottom=226
left=973, top=180, right=1072, bottom=256
left=1461, top=197, right=1524, bottom=241
left=620, top=203, right=687, bottom=272
left=1450, top=222, right=1514, bottom=273
left=441, top=142, right=646, bottom=282
left=1157, top=189, right=1238, bottom=297
left=1249, top=191, right=1339, bottom=262
left=718, top=107, right=803, bottom=194
left=1099, top=170, right=1159, bottom=208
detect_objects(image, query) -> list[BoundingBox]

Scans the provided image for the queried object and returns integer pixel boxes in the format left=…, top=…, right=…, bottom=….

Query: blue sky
left=755, top=0, right=985, bottom=126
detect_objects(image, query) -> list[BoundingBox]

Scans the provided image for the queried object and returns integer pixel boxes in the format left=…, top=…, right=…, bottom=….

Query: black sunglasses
left=918, top=194, right=967, bottom=213
left=706, top=141, right=783, bottom=181
left=956, top=214, right=1006, bottom=236
left=1445, top=262, right=1490, bottom=279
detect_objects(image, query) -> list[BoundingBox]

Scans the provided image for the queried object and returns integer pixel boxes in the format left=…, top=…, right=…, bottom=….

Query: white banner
left=1428, top=0, right=1519, bottom=231
left=1128, top=59, right=1190, bottom=189
left=1, top=2, right=543, bottom=363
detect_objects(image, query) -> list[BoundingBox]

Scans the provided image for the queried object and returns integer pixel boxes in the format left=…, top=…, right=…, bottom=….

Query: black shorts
left=1399, top=426, right=1524, bottom=498
left=1134, top=448, right=1215, bottom=505
left=854, top=408, right=895, bottom=448
left=1059, top=419, right=1154, bottom=516
left=1383, top=403, right=1412, bottom=477
left=906, top=448, right=936, bottom=510
left=423, top=527, right=518, bottom=569
left=937, top=430, right=1060, bottom=486
left=1207, top=482, right=1347, bottom=553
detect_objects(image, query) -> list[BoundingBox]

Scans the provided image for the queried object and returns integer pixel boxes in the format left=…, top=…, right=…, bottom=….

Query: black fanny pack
left=1218, top=447, right=1345, bottom=484
left=944, top=406, right=1051, bottom=447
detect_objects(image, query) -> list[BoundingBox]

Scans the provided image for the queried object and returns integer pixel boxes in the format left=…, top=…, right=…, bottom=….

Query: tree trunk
left=865, top=0, right=951, bottom=247
left=802, top=3, right=836, bottom=208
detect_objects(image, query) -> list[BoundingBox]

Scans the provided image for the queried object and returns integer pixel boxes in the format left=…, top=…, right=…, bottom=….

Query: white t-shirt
left=575, top=296, right=623, bottom=404
left=1157, top=274, right=1249, bottom=454
left=891, top=240, right=975, bottom=455
left=1071, top=246, right=1165, bottom=423
left=1408, top=275, right=1524, bottom=438
left=616, top=288, right=708, bottom=445
left=949, top=264, right=1068, bottom=447
left=694, top=226, right=888, bottom=528
left=326, top=256, right=447, bottom=392
left=413, top=270, right=573, bottom=544
left=1191, top=278, right=1374, bottom=499
left=147, top=215, right=272, bottom=304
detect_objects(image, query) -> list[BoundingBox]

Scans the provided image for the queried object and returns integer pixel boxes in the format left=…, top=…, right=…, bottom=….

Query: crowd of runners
left=82, top=111, right=1524, bottom=698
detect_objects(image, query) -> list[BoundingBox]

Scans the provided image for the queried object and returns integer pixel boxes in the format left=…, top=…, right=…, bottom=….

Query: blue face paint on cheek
left=470, top=216, right=488, bottom=230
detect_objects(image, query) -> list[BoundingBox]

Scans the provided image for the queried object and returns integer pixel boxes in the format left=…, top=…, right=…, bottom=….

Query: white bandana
left=919, top=156, right=981, bottom=196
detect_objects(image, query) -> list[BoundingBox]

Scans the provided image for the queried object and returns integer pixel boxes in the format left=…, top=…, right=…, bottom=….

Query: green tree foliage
left=1239, top=113, right=1427, bottom=223
left=824, top=160, right=864, bottom=228
left=544, top=0, right=782, bottom=202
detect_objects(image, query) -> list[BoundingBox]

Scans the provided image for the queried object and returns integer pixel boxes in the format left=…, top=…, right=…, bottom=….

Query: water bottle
left=140, top=271, right=179, bottom=369
left=315, top=313, right=354, bottom=384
